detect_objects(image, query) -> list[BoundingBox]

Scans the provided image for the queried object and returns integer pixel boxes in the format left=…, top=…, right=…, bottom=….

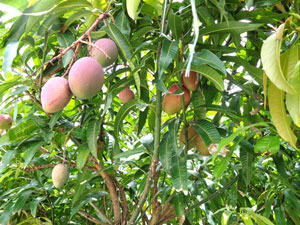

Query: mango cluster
left=163, top=70, right=199, bottom=115
left=41, top=38, right=119, bottom=114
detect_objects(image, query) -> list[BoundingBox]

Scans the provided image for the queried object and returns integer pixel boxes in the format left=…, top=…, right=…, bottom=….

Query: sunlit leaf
left=254, top=136, right=280, bottom=154
left=126, top=0, right=141, bottom=20
left=114, top=99, right=138, bottom=137
left=268, top=81, right=297, bottom=149
left=158, top=38, right=179, bottom=78
left=261, top=23, right=296, bottom=94
left=76, top=144, right=90, bottom=171
left=87, top=119, right=101, bottom=158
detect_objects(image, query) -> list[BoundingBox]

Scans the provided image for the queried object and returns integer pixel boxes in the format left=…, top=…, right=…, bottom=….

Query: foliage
left=0, top=0, right=300, bottom=224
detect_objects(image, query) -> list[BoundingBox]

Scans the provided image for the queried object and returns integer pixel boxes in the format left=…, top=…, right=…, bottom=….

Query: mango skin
left=52, top=164, right=69, bottom=188
left=0, top=114, right=13, bottom=129
left=179, top=124, right=198, bottom=150
left=91, top=38, right=118, bottom=68
left=41, top=77, right=72, bottom=113
left=68, top=57, right=104, bottom=99
left=163, top=84, right=191, bottom=115
left=182, top=71, right=199, bottom=91
left=195, top=135, right=210, bottom=156
left=119, top=88, right=134, bottom=103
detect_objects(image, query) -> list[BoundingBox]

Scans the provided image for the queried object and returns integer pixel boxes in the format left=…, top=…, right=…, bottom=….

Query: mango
left=195, top=135, right=210, bottom=156
left=68, top=57, right=104, bottom=99
left=179, top=123, right=198, bottom=150
left=163, top=84, right=191, bottom=115
left=52, top=164, right=69, bottom=188
left=182, top=71, right=199, bottom=91
left=41, top=77, right=72, bottom=113
left=0, top=114, right=13, bottom=129
left=91, top=38, right=118, bottom=68
left=119, top=88, right=134, bottom=103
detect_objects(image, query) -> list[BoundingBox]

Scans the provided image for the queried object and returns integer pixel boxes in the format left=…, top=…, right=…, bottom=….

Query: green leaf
left=158, top=38, right=179, bottom=78
left=213, top=122, right=269, bottom=161
left=49, top=111, right=62, bottom=130
left=63, top=10, right=93, bottom=31
left=254, top=136, right=280, bottom=154
left=191, top=119, right=221, bottom=146
left=281, top=44, right=300, bottom=80
left=261, top=24, right=296, bottom=94
left=198, top=21, right=263, bottom=36
left=115, top=10, right=131, bottom=39
left=144, top=0, right=163, bottom=15
left=0, top=150, right=17, bottom=174
left=104, top=22, right=133, bottom=60
left=114, top=99, right=138, bottom=137
left=23, top=141, right=44, bottom=168
left=0, top=202, right=13, bottom=225
left=175, top=63, right=224, bottom=91
left=223, top=56, right=263, bottom=84
left=168, top=10, right=182, bottom=40
left=3, top=41, right=19, bottom=76
left=268, top=81, right=297, bottom=149
left=126, top=0, right=141, bottom=21
left=87, top=119, right=101, bottom=158
left=240, top=141, right=254, bottom=186
left=168, top=120, right=188, bottom=191
left=76, top=144, right=90, bottom=171
left=137, top=107, right=149, bottom=135
left=286, top=62, right=300, bottom=127
left=103, top=23, right=140, bottom=95
left=159, top=132, right=173, bottom=174
left=221, top=211, right=234, bottom=225
left=30, top=197, right=46, bottom=217
left=25, top=0, right=60, bottom=33
left=50, top=0, right=92, bottom=15
left=193, top=50, right=226, bottom=75
left=57, top=32, right=75, bottom=67
left=213, top=151, right=232, bottom=177
left=174, top=193, right=185, bottom=216
left=254, top=214, right=275, bottom=225
left=114, top=148, right=147, bottom=159
left=274, top=205, right=287, bottom=225
left=240, top=214, right=254, bottom=225
left=8, top=120, right=38, bottom=143
left=13, top=190, right=33, bottom=213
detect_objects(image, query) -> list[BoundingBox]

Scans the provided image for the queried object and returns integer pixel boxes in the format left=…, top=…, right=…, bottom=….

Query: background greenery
left=0, top=0, right=300, bottom=224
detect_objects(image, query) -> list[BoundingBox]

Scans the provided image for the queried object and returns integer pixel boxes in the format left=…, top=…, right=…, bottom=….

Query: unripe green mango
left=52, top=164, right=69, bottom=188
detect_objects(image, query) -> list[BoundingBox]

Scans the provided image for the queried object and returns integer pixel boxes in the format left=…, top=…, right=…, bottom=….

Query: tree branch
left=90, top=202, right=113, bottom=225
left=112, top=176, right=129, bottom=223
left=157, top=174, right=239, bottom=224
left=30, top=12, right=112, bottom=78
left=78, top=210, right=109, bottom=225
left=91, top=157, right=122, bottom=224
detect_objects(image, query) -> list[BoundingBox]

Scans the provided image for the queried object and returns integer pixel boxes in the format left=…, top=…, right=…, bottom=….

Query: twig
left=112, top=177, right=130, bottom=223
left=38, top=147, right=97, bottom=171
left=157, top=175, right=240, bottom=224
left=90, top=202, right=113, bottom=225
left=78, top=210, right=108, bottom=225
left=62, top=42, right=81, bottom=78
left=23, top=162, right=97, bottom=172
left=91, top=157, right=122, bottom=224
left=30, top=13, right=112, bottom=78
left=80, top=40, right=111, bottom=59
